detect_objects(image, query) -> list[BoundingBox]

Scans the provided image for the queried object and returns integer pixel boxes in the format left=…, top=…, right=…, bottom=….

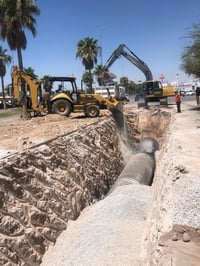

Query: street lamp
left=100, top=28, right=104, bottom=65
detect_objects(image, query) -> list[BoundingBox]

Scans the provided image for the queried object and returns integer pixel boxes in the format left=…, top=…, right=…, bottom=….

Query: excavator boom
left=102, top=44, right=153, bottom=82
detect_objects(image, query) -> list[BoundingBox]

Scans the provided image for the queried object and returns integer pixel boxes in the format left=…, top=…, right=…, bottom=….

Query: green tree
left=127, top=80, right=137, bottom=95
left=76, top=37, right=100, bottom=92
left=181, top=23, right=200, bottom=79
left=93, top=64, right=105, bottom=86
left=81, top=71, right=93, bottom=92
left=0, top=45, right=12, bottom=109
left=119, top=76, right=136, bottom=95
left=0, top=0, right=40, bottom=118
left=24, top=66, right=38, bottom=79
left=42, top=75, right=51, bottom=90
left=119, top=76, right=129, bottom=88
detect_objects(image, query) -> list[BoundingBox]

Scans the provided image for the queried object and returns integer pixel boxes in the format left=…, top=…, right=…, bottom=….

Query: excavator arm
left=100, top=45, right=176, bottom=104
left=101, top=44, right=153, bottom=83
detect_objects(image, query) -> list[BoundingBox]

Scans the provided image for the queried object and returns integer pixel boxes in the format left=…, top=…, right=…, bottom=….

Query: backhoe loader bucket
left=103, top=94, right=125, bottom=113
left=109, top=102, right=125, bottom=133
left=108, top=100, right=124, bottom=113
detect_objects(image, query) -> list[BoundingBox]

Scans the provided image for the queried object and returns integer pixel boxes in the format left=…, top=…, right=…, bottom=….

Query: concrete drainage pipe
left=110, top=137, right=159, bottom=192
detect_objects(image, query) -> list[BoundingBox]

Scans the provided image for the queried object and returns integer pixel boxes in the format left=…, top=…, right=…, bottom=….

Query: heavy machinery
left=100, top=44, right=175, bottom=104
left=12, top=66, right=125, bottom=118
left=94, top=85, right=129, bottom=102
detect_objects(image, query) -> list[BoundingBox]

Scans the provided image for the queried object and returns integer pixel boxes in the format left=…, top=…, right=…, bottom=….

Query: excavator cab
left=135, top=80, right=163, bottom=102
left=144, top=81, right=163, bottom=96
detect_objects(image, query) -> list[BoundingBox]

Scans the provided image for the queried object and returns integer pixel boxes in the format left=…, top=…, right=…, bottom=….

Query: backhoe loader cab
left=48, top=76, right=124, bottom=117
left=12, top=66, right=125, bottom=118
left=47, top=76, right=78, bottom=94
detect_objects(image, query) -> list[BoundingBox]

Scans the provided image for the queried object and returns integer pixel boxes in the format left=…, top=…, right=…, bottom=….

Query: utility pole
left=176, top=73, right=179, bottom=89
left=100, top=28, right=104, bottom=66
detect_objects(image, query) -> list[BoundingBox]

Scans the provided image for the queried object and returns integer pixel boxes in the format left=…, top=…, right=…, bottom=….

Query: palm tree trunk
left=17, top=47, right=29, bottom=119
left=89, top=70, right=94, bottom=93
left=1, top=76, right=6, bottom=110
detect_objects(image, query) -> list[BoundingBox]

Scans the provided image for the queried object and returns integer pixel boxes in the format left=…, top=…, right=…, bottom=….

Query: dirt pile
left=0, top=112, right=111, bottom=156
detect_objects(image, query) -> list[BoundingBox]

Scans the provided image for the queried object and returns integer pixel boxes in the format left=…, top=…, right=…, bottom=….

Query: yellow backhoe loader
left=12, top=66, right=126, bottom=118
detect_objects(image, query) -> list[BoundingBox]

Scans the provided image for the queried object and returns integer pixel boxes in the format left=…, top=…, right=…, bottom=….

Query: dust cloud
left=110, top=108, right=135, bottom=163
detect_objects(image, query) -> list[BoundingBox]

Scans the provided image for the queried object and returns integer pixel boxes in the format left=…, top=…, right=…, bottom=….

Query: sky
left=1, top=0, right=200, bottom=89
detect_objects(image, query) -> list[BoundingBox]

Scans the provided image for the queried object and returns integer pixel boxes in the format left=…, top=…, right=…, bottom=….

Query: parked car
left=0, top=99, right=15, bottom=109
left=177, top=90, right=185, bottom=96
left=185, top=91, right=195, bottom=96
left=125, top=94, right=130, bottom=102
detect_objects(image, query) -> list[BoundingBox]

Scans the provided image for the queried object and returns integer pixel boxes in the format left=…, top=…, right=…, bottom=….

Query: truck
left=100, top=44, right=175, bottom=105
left=11, top=66, right=126, bottom=118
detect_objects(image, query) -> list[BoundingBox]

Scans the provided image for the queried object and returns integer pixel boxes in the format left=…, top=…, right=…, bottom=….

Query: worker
left=56, top=84, right=63, bottom=93
left=44, top=88, right=50, bottom=112
left=195, top=87, right=200, bottom=106
left=175, top=91, right=182, bottom=113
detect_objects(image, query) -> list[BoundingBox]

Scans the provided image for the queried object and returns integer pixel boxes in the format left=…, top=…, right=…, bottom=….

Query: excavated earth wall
left=0, top=108, right=171, bottom=266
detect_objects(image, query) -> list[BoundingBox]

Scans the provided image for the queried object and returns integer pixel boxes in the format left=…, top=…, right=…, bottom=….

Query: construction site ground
left=0, top=98, right=200, bottom=265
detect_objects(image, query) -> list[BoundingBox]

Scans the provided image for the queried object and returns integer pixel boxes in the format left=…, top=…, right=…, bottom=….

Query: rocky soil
left=0, top=100, right=200, bottom=266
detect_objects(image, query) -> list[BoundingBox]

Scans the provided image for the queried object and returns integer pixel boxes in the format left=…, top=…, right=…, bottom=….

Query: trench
left=0, top=107, right=171, bottom=266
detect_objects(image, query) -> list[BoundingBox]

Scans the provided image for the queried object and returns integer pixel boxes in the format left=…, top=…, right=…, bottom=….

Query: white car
left=185, top=91, right=194, bottom=96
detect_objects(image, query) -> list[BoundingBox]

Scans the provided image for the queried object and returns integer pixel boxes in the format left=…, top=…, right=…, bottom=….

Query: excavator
left=11, top=66, right=126, bottom=118
left=100, top=44, right=175, bottom=105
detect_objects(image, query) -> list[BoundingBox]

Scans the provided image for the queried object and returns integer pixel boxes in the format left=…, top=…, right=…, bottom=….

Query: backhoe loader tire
left=85, top=105, right=100, bottom=118
left=52, top=99, right=72, bottom=116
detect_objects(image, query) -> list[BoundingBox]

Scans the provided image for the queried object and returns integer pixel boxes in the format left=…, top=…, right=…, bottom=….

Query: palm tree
left=0, top=0, right=40, bottom=119
left=82, top=71, right=94, bottom=92
left=76, top=37, right=100, bottom=92
left=93, top=64, right=105, bottom=86
left=0, top=46, right=12, bottom=109
left=42, top=75, right=51, bottom=90
left=24, top=66, right=38, bottom=79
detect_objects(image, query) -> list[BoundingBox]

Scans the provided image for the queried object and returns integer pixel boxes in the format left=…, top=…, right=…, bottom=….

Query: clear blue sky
left=1, top=0, right=200, bottom=88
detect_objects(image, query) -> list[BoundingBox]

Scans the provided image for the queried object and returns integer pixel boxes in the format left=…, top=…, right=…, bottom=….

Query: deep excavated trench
left=0, top=107, right=171, bottom=266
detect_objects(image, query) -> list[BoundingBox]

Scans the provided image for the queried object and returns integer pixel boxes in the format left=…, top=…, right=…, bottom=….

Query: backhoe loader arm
left=101, top=44, right=153, bottom=82
left=12, top=66, right=42, bottom=111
